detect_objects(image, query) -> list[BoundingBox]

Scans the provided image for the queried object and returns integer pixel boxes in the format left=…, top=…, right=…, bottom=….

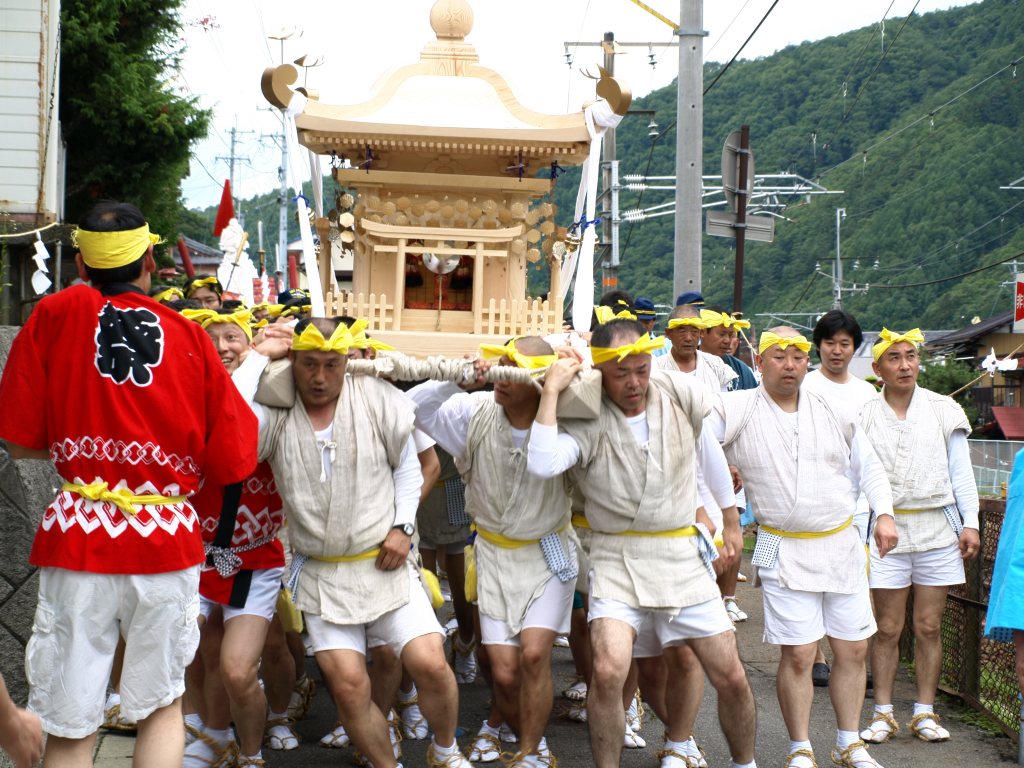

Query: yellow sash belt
left=894, top=508, right=930, bottom=514
left=472, top=523, right=569, bottom=549
left=311, top=548, right=381, bottom=563
left=570, top=514, right=698, bottom=538
left=62, top=481, right=186, bottom=517
left=759, top=517, right=853, bottom=539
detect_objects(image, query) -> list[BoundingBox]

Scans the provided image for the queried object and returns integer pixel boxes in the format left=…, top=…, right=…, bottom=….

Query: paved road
left=88, top=554, right=1015, bottom=767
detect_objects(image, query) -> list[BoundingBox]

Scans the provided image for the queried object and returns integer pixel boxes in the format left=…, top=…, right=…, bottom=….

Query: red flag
left=213, top=180, right=234, bottom=237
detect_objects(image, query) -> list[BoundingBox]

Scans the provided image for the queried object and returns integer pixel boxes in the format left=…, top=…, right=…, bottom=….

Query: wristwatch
left=393, top=523, right=414, bottom=536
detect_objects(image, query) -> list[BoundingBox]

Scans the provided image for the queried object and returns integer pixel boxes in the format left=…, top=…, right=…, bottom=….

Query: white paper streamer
left=283, top=94, right=326, bottom=317
left=561, top=100, right=622, bottom=333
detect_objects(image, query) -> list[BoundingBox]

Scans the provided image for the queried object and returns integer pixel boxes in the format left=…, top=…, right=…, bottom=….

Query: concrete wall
left=0, top=325, right=61, bottom=707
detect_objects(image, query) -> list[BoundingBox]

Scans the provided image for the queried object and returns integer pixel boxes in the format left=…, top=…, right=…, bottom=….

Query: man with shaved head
left=233, top=317, right=469, bottom=768
left=408, top=335, right=576, bottom=768
left=658, top=304, right=738, bottom=392
left=706, top=326, right=898, bottom=768
left=529, top=319, right=756, bottom=768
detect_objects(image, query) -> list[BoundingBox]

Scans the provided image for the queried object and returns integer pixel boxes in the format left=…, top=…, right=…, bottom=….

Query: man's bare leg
left=685, top=632, right=756, bottom=764
left=660, top=645, right=705, bottom=742
left=486, top=644, right=522, bottom=736
left=622, top=660, right=640, bottom=711
left=568, top=603, right=593, bottom=686
left=518, top=628, right=557, bottom=754
left=133, top=698, right=186, bottom=768
left=588, top=618, right=635, bottom=768
left=41, top=733, right=97, bottom=768
left=401, top=633, right=459, bottom=747
left=215, top=615, right=272, bottom=756
left=369, top=645, right=402, bottom=715
left=261, top=614, right=296, bottom=715
left=777, top=641, right=817, bottom=741
left=317, top=649, right=396, bottom=768
left=910, top=584, right=949, bottom=705
left=870, top=586, right=911, bottom=706
left=828, top=637, right=868, bottom=731
left=445, top=551, right=474, bottom=646
left=636, top=655, right=668, bottom=723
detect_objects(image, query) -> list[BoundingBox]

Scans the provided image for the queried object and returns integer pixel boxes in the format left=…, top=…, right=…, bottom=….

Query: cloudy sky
left=176, top=0, right=978, bottom=210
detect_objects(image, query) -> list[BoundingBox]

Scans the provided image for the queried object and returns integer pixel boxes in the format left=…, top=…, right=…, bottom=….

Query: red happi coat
left=194, top=460, right=286, bottom=606
left=0, top=283, right=257, bottom=575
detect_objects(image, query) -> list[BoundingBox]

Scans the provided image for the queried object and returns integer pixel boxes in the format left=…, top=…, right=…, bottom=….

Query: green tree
left=60, top=0, right=211, bottom=264
left=918, top=354, right=980, bottom=427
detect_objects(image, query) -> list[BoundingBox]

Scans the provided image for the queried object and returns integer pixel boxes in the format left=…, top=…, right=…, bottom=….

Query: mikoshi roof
left=260, top=0, right=631, bottom=164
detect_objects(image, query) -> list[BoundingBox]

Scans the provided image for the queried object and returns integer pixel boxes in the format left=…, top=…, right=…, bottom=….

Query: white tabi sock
left=731, top=762, right=756, bottom=768
left=789, top=740, right=811, bottom=754
left=398, top=684, right=417, bottom=702
left=913, top=702, right=933, bottom=716
left=206, top=728, right=234, bottom=746
left=836, top=730, right=859, bottom=749
left=664, top=738, right=688, bottom=754
left=876, top=704, right=893, bottom=713
left=478, top=720, right=499, bottom=736
left=105, top=692, right=121, bottom=707
left=515, top=755, right=539, bottom=768
left=432, top=737, right=458, bottom=755
left=184, top=713, right=203, bottom=731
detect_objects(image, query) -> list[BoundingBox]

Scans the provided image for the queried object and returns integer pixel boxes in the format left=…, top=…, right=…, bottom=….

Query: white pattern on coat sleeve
left=850, top=426, right=895, bottom=520
left=392, top=437, right=421, bottom=528
left=527, top=423, right=580, bottom=479
left=948, top=429, right=979, bottom=530
left=405, top=380, right=472, bottom=458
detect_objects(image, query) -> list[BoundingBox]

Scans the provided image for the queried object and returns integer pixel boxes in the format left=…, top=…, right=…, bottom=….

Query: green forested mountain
left=183, top=0, right=1023, bottom=329
left=546, top=0, right=1024, bottom=329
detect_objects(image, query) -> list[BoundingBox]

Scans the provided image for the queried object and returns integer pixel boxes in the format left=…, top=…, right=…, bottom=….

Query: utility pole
left=674, top=0, right=707, bottom=300
left=215, top=121, right=253, bottom=226
left=259, top=112, right=288, bottom=283
left=834, top=207, right=846, bottom=309
left=732, top=125, right=751, bottom=314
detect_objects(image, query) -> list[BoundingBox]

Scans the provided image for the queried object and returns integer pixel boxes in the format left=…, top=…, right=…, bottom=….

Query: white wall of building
left=0, top=0, right=61, bottom=219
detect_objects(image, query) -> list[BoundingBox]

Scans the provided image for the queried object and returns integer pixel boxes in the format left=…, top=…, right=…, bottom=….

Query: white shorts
left=199, top=566, right=284, bottom=622
left=759, top=562, right=876, bottom=645
left=868, top=540, right=965, bottom=589
left=588, top=595, right=734, bottom=658
left=479, top=572, right=575, bottom=646
left=304, top=579, right=443, bottom=658
left=26, top=565, right=200, bottom=738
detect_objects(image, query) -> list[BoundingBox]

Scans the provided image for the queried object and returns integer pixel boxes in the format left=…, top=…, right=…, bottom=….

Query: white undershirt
left=234, top=351, right=420, bottom=528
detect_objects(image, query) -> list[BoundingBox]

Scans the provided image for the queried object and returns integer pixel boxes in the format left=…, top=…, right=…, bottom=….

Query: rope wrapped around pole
left=345, top=351, right=548, bottom=389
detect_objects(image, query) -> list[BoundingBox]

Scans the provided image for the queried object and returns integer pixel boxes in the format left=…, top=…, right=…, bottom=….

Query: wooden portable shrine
left=260, top=0, right=629, bottom=356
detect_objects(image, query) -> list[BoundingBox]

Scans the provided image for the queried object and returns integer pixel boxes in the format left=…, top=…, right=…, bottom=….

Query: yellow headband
left=184, top=276, right=221, bottom=298
left=595, top=305, right=638, bottom=324
left=872, top=328, right=924, bottom=361
left=251, top=301, right=270, bottom=312
left=182, top=308, right=254, bottom=340
left=591, top=334, right=665, bottom=364
left=666, top=316, right=708, bottom=330
left=281, top=304, right=312, bottom=317
left=479, top=337, right=557, bottom=371
left=73, top=225, right=163, bottom=269
left=758, top=332, right=811, bottom=355
left=292, top=322, right=353, bottom=354
left=699, top=310, right=751, bottom=330
left=348, top=320, right=397, bottom=353
left=265, top=304, right=285, bottom=317
left=152, top=287, right=184, bottom=303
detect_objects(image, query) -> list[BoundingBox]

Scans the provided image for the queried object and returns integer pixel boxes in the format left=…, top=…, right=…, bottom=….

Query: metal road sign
left=722, top=130, right=756, bottom=213
left=706, top=209, right=775, bottom=243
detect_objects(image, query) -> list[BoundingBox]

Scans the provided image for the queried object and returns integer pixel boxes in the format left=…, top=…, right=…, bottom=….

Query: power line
left=792, top=0, right=922, bottom=189
left=816, top=55, right=1023, bottom=179
left=701, top=0, right=783, bottom=96
left=847, top=125, right=1024, bottom=218
left=704, top=0, right=754, bottom=62
left=786, top=0, right=898, bottom=174
left=842, top=248, right=1024, bottom=290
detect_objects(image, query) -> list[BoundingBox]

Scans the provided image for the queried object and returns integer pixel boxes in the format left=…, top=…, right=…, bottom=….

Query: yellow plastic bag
left=464, top=544, right=477, bottom=603
left=276, top=587, right=304, bottom=634
left=420, top=567, right=446, bottom=610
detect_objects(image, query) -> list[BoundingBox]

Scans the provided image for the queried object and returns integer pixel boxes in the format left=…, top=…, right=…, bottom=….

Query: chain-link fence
left=971, top=439, right=1024, bottom=497
left=900, top=497, right=1020, bottom=740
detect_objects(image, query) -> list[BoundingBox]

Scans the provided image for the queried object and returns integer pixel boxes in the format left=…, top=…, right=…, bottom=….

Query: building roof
left=926, top=310, right=1013, bottom=351
left=174, top=236, right=223, bottom=266
left=992, top=406, right=1024, bottom=440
